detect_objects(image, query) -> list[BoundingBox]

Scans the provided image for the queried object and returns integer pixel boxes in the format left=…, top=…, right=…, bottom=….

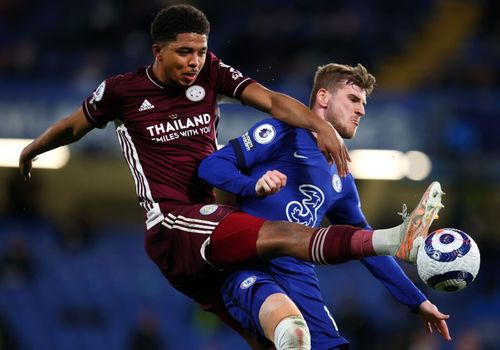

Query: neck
left=152, top=60, right=168, bottom=84
left=310, top=105, right=326, bottom=138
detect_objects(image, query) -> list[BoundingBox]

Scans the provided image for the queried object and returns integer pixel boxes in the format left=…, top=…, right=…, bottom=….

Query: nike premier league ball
left=417, top=228, right=480, bottom=292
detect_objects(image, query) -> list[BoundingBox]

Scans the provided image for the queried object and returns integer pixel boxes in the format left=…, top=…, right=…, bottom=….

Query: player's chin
left=181, top=74, right=199, bottom=86
left=178, top=79, right=194, bottom=87
left=342, top=130, right=355, bottom=139
left=347, top=127, right=358, bottom=138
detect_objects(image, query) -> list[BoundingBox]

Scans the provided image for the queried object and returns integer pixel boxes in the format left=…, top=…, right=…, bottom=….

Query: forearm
left=21, top=108, right=93, bottom=160
left=198, top=144, right=257, bottom=197
left=267, top=92, right=328, bottom=132
left=23, top=122, right=77, bottom=159
left=361, top=256, right=427, bottom=312
left=241, top=83, right=329, bottom=133
left=241, top=82, right=349, bottom=173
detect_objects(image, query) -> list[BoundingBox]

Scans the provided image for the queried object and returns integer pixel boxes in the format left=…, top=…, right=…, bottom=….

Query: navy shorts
left=221, top=257, right=350, bottom=349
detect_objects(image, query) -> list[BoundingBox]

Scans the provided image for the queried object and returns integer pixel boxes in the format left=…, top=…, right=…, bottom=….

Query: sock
left=351, top=228, right=376, bottom=258
left=274, top=316, right=310, bottom=350
left=308, top=225, right=375, bottom=265
left=372, top=225, right=402, bottom=255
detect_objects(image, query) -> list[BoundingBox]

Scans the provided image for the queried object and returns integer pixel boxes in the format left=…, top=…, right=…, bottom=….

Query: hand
left=19, top=147, right=36, bottom=181
left=316, top=123, right=351, bottom=176
left=418, top=300, right=451, bottom=341
left=255, top=170, right=287, bottom=196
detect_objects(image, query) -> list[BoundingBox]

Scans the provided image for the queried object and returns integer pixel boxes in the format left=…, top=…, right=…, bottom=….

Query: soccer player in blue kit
left=19, top=4, right=447, bottom=348
left=199, top=63, right=451, bottom=349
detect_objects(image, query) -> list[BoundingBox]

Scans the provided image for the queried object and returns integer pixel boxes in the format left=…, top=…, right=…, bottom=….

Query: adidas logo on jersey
left=139, top=99, right=155, bottom=111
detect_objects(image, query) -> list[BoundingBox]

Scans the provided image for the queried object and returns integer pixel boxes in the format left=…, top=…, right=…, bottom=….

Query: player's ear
left=152, top=43, right=163, bottom=61
left=316, top=88, right=329, bottom=108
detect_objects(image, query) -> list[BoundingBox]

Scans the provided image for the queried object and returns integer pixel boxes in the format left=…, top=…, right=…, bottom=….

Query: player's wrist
left=20, top=144, right=37, bottom=162
left=411, top=299, right=429, bottom=314
left=312, top=118, right=332, bottom=134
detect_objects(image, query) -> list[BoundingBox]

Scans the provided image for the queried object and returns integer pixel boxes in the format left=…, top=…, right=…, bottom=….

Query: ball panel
left=423, top=228, right=471, bottom=262
left=426, top=270, right=474, bottom=291
left=416, top=228, right=480, bottom=292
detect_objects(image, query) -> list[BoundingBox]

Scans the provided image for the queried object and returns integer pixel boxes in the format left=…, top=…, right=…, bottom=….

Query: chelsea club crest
left=332, top=174, right=342, bottom=193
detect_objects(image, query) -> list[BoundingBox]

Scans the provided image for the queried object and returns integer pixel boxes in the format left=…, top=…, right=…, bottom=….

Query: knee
left=273, top=315, right=311, bottom=350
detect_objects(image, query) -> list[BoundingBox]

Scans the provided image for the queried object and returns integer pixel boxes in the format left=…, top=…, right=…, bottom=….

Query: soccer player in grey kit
left=19, top=4, right=446, bottom=349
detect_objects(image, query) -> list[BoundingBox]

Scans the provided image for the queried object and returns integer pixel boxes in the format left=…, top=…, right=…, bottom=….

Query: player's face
left=325, top=82, right=366, bottom=139
left=153, top=33, right=208, bottom=87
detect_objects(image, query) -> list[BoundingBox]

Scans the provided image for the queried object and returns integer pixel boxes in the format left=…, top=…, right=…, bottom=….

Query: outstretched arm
left=418, top=300, right=451, bottom=341
left=19, top=107, right=94, bottom=180
left=240, top=83, right=350, bottom=176
left=327, top=178, right=451, bottom=341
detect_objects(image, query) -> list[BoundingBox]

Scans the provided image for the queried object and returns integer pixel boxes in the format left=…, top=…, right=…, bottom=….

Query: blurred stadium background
left=0, top=0, right=499, bottom=349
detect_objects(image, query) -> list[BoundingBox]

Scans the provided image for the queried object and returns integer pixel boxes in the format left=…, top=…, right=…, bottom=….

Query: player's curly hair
left=309, top=63, right=376, bottom=107
left=150, top=4, right=210, bottom=44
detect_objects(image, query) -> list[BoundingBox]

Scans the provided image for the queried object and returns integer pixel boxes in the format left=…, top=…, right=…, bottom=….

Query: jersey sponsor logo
left=89, top=80, right=106, bottom=109
left=293, top=151, right=308, bottom=159
left=218, top=61, right=243, bottom=80
left=253, top=124, right=276, bottom=144
left=242, top=132, right=253, bottom=151
left=139, top=99, right=155, bottom=111
left=146, top=113, right=212, bottom=142
left=240, top=276, right=257, bottom=289
left=185, top=85, right=206, bottom=102
left=286, top=184, right=325, bottom=227
left=199, top=204, right=218, bottom=215
left=332, top=174, right=342, bottom=193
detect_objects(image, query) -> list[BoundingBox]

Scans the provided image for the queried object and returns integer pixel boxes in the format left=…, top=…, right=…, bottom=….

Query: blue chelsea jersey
left=229, top=118, right=368, bottom=228
left=198, top=118, right=427, bottom=312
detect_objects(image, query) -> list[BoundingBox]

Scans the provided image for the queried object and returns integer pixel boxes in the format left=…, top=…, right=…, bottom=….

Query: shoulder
left=106, top=66, right=146, bottom=84
left=206, top=52, right=230, bottom=67
left=203, top=51, right=242, bottom=77
left=252, top=118, right=295, bottom=135
left=100, top=67, right=148, bottom=93
left=256, top=118, right=296, bottom=131
left=207, top=51, right=219, bottom=63
left=203, top=52, right=221, bottom=73
left=246, top=118, right=295, bottom=146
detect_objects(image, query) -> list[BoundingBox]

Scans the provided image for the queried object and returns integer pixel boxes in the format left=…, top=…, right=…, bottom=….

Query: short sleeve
left=82, top=77, right=122, bottom=128
left=209, top=53, right=255, bottom=100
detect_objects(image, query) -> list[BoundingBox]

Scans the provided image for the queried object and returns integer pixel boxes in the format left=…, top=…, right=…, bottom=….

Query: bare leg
left=256, top=221, right=313, bottom=261
left=259, top=293, right=310, bottom=350
left=259, top=293, right=302, bottom=341
left=256, top=221, right=368, bottom=264
left=255, top=182, right=444, bottom=264
left=237, top=293, right=308, bottom=350
left=211, top=182, right=444, bottom=266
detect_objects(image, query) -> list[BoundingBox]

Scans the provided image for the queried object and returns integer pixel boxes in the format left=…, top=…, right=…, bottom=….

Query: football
left=416, top=228, right=480, bottom=292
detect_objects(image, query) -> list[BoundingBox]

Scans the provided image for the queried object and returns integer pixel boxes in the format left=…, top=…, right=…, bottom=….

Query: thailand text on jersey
left=82, top=52, right=255, bottom=229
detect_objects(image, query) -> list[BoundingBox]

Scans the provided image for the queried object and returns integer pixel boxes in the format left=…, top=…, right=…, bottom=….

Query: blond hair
left=309, top=63, right=376, bottom=107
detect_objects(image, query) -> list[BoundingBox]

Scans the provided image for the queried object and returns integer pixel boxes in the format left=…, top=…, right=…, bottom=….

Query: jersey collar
left=145, top=65, right=185, bottom=92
